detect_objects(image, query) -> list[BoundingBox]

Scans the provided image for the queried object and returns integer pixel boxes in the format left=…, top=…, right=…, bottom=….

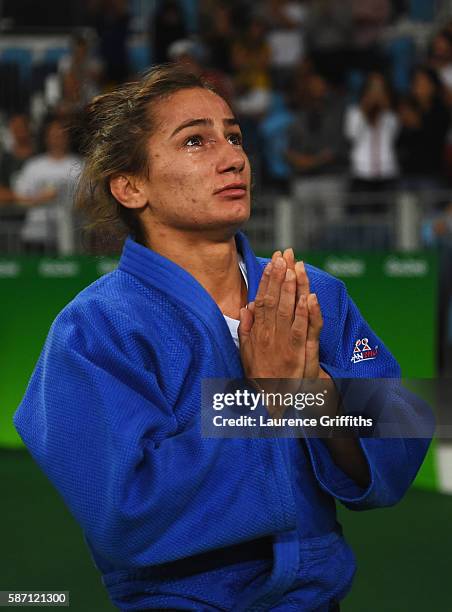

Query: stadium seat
left=1, top=48, right=33, bottom=81
left=43, top=47, right=69, bottom=66
left=409, top=0, right=436, bottom=21
left=128, top=44, right=151, bottom=75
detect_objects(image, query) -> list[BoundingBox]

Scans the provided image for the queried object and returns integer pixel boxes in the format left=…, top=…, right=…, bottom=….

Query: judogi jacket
left=14, top=233, right=433, bottom=611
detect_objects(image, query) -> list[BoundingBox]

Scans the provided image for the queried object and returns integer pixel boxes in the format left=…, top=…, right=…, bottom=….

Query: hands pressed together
left=238, top=249, right=371, bottom=488
left=238, top=248, right=328, bottom=381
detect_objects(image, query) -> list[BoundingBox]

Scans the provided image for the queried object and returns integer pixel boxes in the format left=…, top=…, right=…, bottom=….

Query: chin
left=198, top=213, right=250, bottom=242
left=209, top=200, right=250, bottom=225
left=227, top=200, right=250, bottom=221
left=223, top=209, right=250, bottom=231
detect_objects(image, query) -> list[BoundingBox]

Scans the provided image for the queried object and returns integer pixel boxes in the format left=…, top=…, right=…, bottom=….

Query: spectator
left=231, top=15, right=272, bottom=117
left=349, top=0, right=391, bottom=73
left=150, top=0, right=188, bottom=65
left=0, top=114, right=35, bottom=205
left=230, top=14, right=272, bottom=179
left=58, top=32, right=103, bottom=113
left=287, top=72, right=347, bottom=226
left=89, top=0, right=130, bottom=86
left=14, top=117, right=81, bottom=253
left=442, top=18, right=452, bottom=41
left=304, top=0, right=353, bottom=86
left=345, top=71, right=399, bottom=211
left=199, top=5, right=234, bottom=74
left=259, top=87, right=295, bottom=189
left=397, top=67, right=450, bottom=189
left=266, top=0, right=307, bottom=90
left=288, top=57, right=316, bottom=109
left=391, top=0, right=409, bottom=22
left=427, top=31, right=452, bottom=98
left=167, top=39, right=234, bottom=105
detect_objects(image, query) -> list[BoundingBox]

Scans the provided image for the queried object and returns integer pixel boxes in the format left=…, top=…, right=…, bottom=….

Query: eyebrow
left=170, top=117, right=239, bottom=138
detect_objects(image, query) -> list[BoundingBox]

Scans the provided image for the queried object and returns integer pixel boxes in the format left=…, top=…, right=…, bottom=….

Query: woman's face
left=140, top=88, right=251, bottom=236
left=432, top=34, right=451, bottom=61
left=412, top=72, right=435, bottom=100
left=45, top=121, right=69, bottom=154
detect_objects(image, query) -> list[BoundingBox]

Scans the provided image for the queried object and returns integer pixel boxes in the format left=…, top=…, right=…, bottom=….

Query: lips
left=214, top=183, right=247, bottom=197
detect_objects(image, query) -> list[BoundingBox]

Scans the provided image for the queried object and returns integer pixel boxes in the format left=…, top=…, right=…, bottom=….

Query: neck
left=48, top=150, right=67, bottom=160
left=143, top=224, right=247, bottom=318
left=13, top=142, right=33, bottom=159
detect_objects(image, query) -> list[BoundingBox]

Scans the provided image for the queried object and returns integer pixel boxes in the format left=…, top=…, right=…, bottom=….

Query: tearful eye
left=228, top=133, right=243, bottom=146
left=185, top=135, right=203, bottom=147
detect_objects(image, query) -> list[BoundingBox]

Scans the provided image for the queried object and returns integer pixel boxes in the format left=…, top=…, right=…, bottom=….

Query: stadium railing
left=0, top=187, right=448, bottom=255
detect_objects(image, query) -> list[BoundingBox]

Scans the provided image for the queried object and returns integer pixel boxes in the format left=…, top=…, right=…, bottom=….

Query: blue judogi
left=14, top=233, right=433, bottom=611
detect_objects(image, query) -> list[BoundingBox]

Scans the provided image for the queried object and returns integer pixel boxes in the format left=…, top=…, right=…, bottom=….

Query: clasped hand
left=238, top=252, right=369, bottom=486
left=239, top=248, right=328, bottom=382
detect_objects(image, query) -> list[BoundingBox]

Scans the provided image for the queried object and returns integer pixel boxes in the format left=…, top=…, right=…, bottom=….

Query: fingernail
left=311, top=293, right=318, bottom=304
left=295, top=261, right=305, bottom=273
left=264, top=262, right=272, bottom=274
left=285, top=269, right=295, bottom=281
left=275, top=257, right=285, bottom=269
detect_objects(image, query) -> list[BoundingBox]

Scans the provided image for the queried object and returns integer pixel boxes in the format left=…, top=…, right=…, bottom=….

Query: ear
left=110, top=175, right=148, bottom=209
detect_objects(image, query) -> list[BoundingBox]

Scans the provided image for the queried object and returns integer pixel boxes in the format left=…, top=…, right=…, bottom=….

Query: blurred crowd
left=1, top=0, right=452, bottom=251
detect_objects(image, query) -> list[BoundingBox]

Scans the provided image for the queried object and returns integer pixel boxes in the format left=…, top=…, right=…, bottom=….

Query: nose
left=216, top=139, right=247, bottom=174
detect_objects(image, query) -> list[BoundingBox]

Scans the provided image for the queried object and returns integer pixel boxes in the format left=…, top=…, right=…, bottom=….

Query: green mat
left=1, top=450, right=450, bottom=611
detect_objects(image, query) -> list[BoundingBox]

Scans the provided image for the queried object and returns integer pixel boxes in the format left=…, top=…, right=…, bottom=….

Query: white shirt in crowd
left=267, top=2, right=307, bottom=69
left=344, top=105, right=399, bottom=180
left=14, top=154, right=82, bottom=244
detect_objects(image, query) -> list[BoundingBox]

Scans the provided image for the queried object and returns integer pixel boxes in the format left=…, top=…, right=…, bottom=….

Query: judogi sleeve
left=14, top=304, right=295, bottom=569
left=304, top=281, right=435, bottom=511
